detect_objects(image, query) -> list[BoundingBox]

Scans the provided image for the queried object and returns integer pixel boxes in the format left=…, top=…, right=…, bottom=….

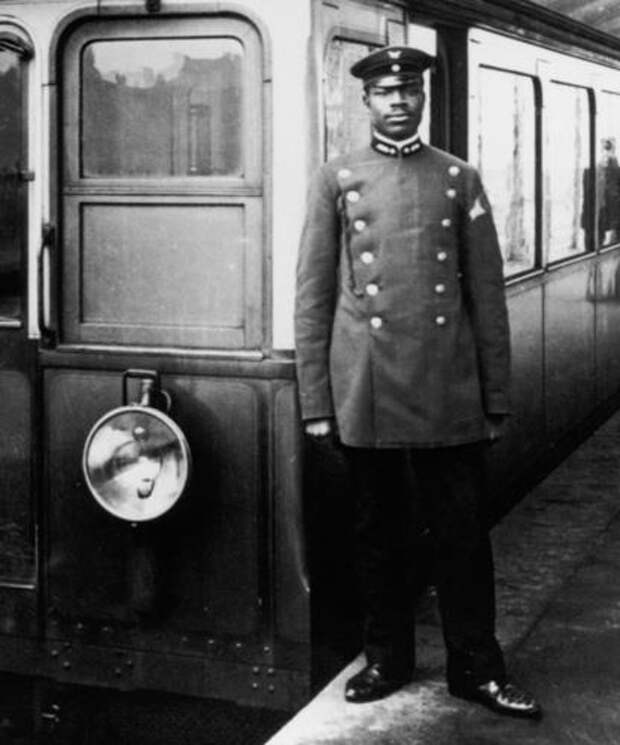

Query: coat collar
left=371, top=130, right=422, bottom=157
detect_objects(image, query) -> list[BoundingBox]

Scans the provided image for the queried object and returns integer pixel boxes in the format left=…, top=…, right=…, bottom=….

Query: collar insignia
left=371, top=130, right=422, bottom=158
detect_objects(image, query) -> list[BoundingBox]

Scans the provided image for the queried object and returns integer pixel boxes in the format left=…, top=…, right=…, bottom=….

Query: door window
left=82, top=38, right=243, bottom=178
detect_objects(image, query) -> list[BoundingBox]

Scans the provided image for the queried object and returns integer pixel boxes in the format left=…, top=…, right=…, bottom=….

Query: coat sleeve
left=294, top=166, right=341, bottom=421
left=459, top=169, right=511, bottom=416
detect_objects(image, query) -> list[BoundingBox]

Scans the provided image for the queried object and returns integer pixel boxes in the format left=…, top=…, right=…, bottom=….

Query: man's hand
left=304, top=418, right=333, bottom=438
left=486, top=414, right=507, bottom=444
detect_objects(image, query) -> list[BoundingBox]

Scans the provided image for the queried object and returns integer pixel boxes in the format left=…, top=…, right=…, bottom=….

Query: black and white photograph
left=0, top=1, right=619, bottom=742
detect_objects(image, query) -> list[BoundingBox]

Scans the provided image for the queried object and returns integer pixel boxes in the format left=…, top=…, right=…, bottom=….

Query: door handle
left=38, top=222, right=55, bottom=343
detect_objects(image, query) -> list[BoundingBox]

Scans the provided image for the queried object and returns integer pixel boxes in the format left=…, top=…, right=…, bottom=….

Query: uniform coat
left=295, top=141, right=510, bottom=448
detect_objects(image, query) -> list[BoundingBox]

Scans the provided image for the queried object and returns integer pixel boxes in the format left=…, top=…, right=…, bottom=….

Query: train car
left=1, top=0, right=620, bottom=728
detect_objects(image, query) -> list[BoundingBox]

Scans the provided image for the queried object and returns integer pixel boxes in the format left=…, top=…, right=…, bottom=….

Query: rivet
left=263, top=646, right=271, bottom=653
left=125, top=659, right=134, bottom=668
left=62, top=661, right=71, bottom=670
left=114, top=667, right=122, bottom=677
left=268, top=685, right=275, bottom=693
left=235, top=642, right=243, bottom=649
left=267, top=668, right=275, bottom=676
left=252, top=667, right=260, bottom=675
left=208, top=639, right=215, bottom=646
left=50, top=649, right=59, bottom=658
left=251, top=682, right=259, bottom=690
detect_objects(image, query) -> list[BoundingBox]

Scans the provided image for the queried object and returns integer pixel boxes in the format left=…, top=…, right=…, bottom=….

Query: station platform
left=266, top=410, right=620, bottom=745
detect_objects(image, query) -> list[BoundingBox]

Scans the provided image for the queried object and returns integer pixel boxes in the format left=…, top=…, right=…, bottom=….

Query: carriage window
left=547, top=83, right=590, bottom=262
left=595, top=92, right=620, bottom=247
left=0, top=49, right=25, bottom=320
left=475, top=67, right=537, bottom=276
left=81, top=38, right=243, bottom=177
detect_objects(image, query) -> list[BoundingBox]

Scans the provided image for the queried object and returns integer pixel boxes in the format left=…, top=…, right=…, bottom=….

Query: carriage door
left=0, top=32, right=38, bottom=631
left=45, top=16, right=263, bottom=639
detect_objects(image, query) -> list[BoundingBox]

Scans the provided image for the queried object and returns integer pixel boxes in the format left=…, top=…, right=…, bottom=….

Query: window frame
left=63, top=17, right=262, bottom=194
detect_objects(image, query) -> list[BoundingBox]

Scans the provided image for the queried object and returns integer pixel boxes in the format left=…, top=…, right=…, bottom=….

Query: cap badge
left=391, top=64, right=401, bottom=72
left=387, top=50, right=402, bottom=59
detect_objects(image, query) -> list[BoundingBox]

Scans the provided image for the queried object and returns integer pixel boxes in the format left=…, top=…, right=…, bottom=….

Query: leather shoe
left=450, top=679, right=542, bottom=719
left=345, top=663, right=410, bottom=703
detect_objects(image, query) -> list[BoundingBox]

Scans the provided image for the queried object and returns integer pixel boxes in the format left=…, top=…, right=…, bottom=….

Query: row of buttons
left=360, top=249, right=447, bottom=266
left=348, top=188, right=456, bottom=204
left=370, top=314, right=447, bottom=329
left=365, top=282, right=445, bottom=296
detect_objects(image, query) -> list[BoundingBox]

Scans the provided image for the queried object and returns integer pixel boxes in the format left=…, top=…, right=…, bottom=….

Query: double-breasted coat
left=294, top=138, right=510, bottom=448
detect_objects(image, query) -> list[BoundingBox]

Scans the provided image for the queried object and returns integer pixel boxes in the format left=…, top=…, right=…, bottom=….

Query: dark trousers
left=344, top=443, right=505, bottom=688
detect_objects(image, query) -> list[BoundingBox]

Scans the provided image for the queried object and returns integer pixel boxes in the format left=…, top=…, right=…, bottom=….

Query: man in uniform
left=294, top=46, right=541, bottom=719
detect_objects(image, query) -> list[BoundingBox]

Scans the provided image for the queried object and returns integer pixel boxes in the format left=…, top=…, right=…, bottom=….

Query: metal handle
left=38, top=222, right=54, bottom=341
left=122, top=369, right=172, bottom=412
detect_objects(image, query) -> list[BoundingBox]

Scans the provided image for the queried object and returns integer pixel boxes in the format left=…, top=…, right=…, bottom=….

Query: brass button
left=449, top=165, right=460, bottom=177
left=354, top=219, right=367, bottom=232
left=338, top=168, right=352, bottom=179
left=437, top=251, right=447, bottom=262
left=446, top=188, right=456, bottom=199
left=435, top=283, right=446, bottom=294
left=370, top=316, right=383, bottom=329
left=435, top=315, right=447, bottom=326
left=346, top=191, right=360, bottom=203
left=441, top=218, right=451, bottom=228
left=361, top=251, right=374, bottom=265
left=366, top=283, right=379, bottom=297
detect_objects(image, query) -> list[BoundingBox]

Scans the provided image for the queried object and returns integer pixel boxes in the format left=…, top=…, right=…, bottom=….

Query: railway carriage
left=0, top=0, right=620, bottom=722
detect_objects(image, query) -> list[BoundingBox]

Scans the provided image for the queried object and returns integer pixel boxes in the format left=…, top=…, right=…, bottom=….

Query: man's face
left=363, top=78, right=425, bottom=140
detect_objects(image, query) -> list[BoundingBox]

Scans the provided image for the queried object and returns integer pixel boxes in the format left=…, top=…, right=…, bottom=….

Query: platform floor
left=266, top=411, right=620, bottom=745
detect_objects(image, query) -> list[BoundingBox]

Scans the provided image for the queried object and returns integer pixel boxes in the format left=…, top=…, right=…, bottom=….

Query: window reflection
left=0, top=50, right=23, bottom=320
left=476, top=67, right=536, bottom=276
left=81, top=39, right=243, bottom=177
left=547, top=83, right=590, bottom=262
left=595, top=92, right=620, bottom=247
left=325, top=39, right=375, bottom=161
